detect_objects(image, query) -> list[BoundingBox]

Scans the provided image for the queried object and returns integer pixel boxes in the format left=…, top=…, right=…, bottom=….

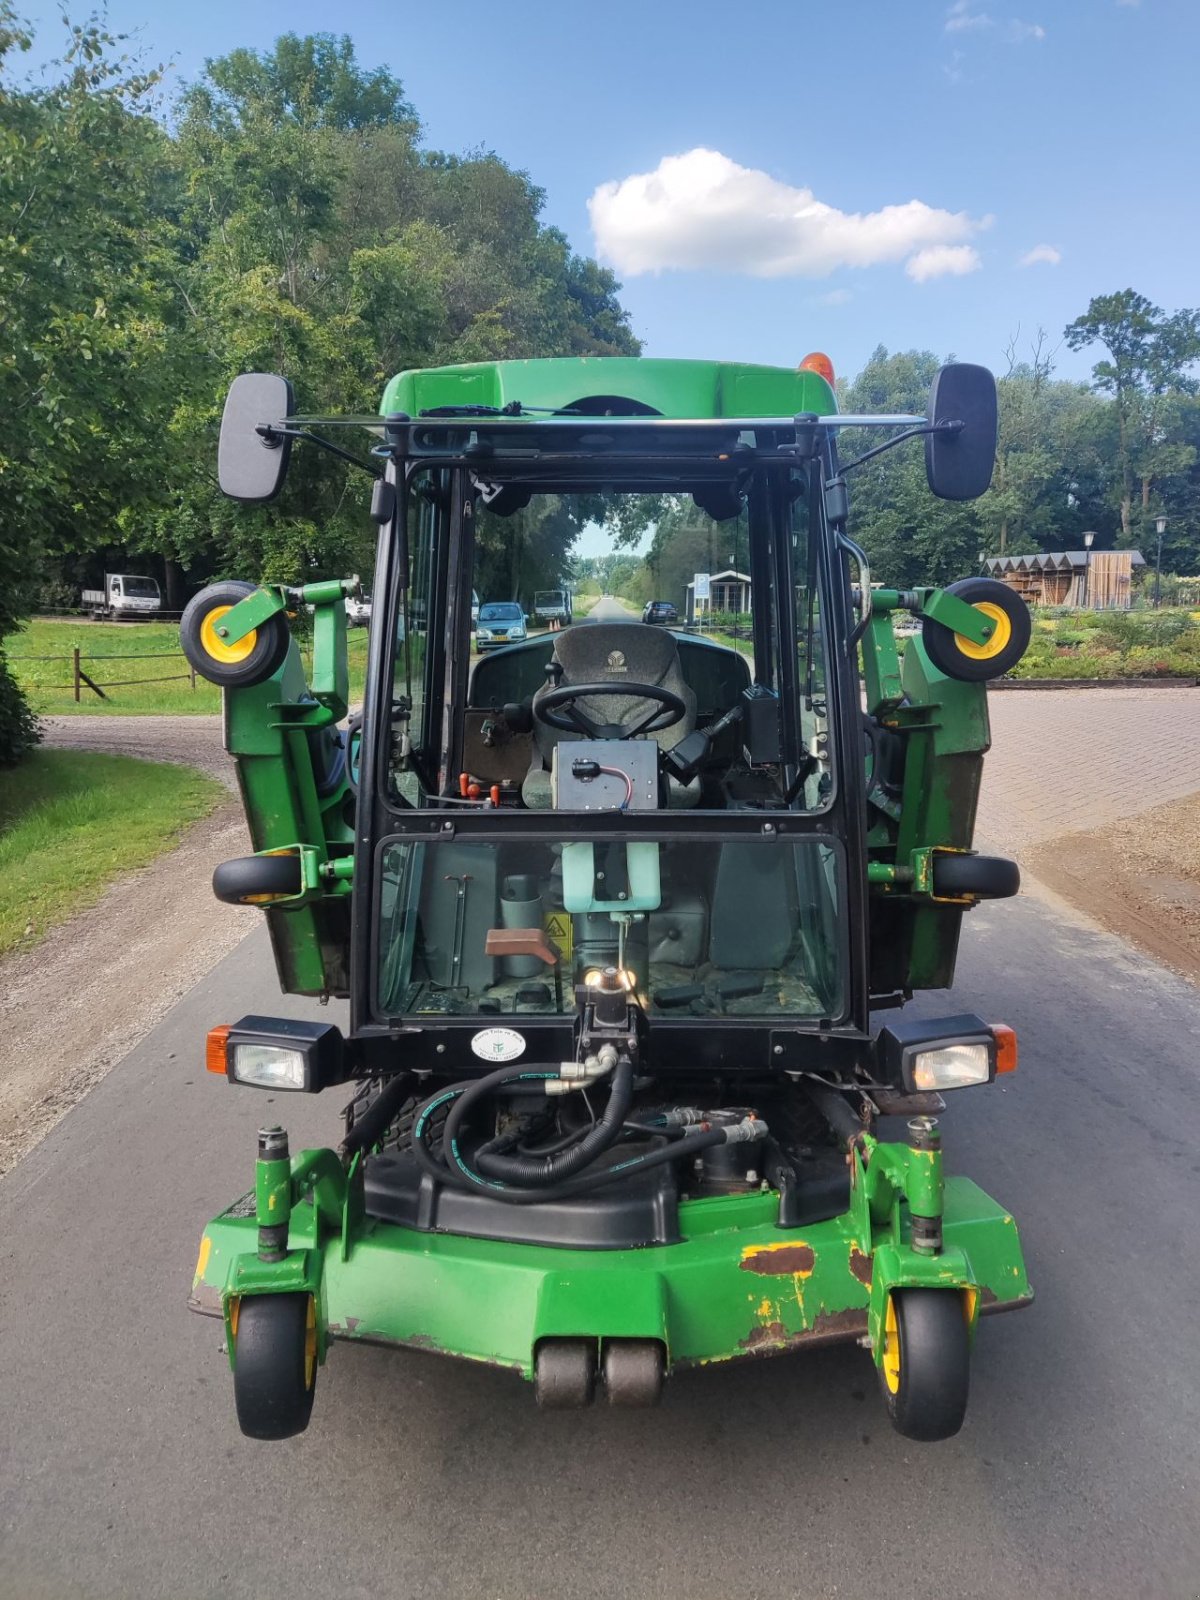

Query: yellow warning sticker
left=543, top=911, right=573, bottom=959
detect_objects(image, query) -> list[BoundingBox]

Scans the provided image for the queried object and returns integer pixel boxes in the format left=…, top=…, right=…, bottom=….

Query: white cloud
left=906, top=245, right=982, bottom=282
left=1019, top=242, right=1062, bottom=267
left=818, top=288, right=853, bottom=306
left=946, top=1, right=993, bottom=30
left=588, top=148, right=989, bottom=282
left=1006, top=18, right=1046, bottom=40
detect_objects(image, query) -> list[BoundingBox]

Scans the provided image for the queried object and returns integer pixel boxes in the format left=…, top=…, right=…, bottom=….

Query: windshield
left=376, top=835, right=844, bottom=1023
left=122, top=577, right=159, bottom=598
left=390, top=470, right=830, bottom=816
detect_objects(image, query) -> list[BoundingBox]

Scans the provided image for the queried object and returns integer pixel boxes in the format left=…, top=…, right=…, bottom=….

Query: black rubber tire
left=921, top=578, right=1031, bottom=683
left=931, top=852, right=1020, bottom=900
left=180, top=580, right=290, bottom=689
left=535, top=1340, right=596, bottom=1409
left=212, top=853, right=302, bottom=905
left=602, top=1340, right=665, bottom=1408
left=878, top=1290, right=970, bottom=1442
left=233, top=1293, right=317, bottom=1440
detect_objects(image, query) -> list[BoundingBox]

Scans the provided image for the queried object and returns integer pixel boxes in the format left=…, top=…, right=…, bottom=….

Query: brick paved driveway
left=976, top=686, right=1200, bottom=854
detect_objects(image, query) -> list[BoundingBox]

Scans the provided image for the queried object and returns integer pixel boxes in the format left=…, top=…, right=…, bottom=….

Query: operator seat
left=523, top=623, right=699, bottom=808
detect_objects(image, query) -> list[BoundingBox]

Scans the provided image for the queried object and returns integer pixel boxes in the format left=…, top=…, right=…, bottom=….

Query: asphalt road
left=3, top=884, right=1199, bottom=1600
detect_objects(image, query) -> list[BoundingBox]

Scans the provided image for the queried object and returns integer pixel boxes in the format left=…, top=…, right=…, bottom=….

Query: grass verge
left=7, top=617, right=369, bottom=715
left=0, top=750, right=225, bottom=956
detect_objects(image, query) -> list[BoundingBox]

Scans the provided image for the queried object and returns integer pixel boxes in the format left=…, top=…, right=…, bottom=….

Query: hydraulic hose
left=448, top=1056, right=634, bottom=1187
left=408, top=1076, right=753, bottom=1206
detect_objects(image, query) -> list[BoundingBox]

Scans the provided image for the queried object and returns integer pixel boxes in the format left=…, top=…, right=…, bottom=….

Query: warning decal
left=543, top=911, right=573, bottom=958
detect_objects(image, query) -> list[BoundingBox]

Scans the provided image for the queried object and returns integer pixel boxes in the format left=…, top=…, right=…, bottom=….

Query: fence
left=9, top=632, right=368, bottom=703
left=7, top=648, right=200, bottom=701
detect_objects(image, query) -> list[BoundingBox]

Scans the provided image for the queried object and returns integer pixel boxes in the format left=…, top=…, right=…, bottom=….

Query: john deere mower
left=185, top=353, right=1032, bottom=1441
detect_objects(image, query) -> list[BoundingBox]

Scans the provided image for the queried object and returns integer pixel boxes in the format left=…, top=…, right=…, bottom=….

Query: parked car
left=642, top=599, right=678, bottom=625
left=475, top=600, right=528, bottom=651
left=345, top=593, right=371, bottom=627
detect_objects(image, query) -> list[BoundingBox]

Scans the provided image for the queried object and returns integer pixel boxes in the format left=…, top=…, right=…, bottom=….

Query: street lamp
left=1081, top=530, right=1095, bottom=609
left=1153, top=514, right=1167, bottom=609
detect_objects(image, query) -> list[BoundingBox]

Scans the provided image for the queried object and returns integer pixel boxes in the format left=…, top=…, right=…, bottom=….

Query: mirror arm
left=834, top=419, right=961, bottom=478
left=255, top=425, right=381, bottom=478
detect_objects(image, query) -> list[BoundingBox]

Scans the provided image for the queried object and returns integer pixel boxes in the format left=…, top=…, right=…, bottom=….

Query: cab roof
left=380, top=357, right=837, bottom=422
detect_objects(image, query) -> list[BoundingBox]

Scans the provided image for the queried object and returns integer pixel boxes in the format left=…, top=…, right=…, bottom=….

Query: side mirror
left=218, top=373, right=295, bottom=503
left=925, top=363, right=997, bottom=501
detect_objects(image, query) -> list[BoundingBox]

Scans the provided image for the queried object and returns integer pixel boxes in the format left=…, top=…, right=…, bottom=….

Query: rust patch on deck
left=848, top=1247, right=872, bottom=1287
left=740, top=1242, right=816, bottom=1277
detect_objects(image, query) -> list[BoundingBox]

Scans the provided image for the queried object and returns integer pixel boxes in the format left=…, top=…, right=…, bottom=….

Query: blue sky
left=17, top=0, right=1198, bottom=384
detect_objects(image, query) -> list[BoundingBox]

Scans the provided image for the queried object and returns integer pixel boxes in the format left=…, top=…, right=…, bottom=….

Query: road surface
left=2, top=894, right=1199, bottom=1598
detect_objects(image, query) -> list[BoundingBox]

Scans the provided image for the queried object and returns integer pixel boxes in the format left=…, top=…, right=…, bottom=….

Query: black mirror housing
left=218, top=373, right=295, bottom=503
left=925, top=363, right=997, bottom=501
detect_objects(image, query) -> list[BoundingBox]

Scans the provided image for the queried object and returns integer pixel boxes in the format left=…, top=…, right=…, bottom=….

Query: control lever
left=662, top=702, right=743, bottom=783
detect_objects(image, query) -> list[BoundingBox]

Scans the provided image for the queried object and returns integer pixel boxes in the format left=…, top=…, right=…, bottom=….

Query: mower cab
left=185, top=354, right=1032, bottom=1441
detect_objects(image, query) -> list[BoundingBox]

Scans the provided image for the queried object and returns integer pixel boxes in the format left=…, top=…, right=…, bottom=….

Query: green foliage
left=1065, top=289, right=1200, bottom=544
left=0, top=18, right=639, bottom=634
left=0, top=749, right=223, bottom=954
left=1009, top=608, right=1200, bottom=678
left=0, top=654, right=39, bottom=764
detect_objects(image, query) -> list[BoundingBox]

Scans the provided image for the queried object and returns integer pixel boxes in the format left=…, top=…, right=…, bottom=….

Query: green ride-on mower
left=185, top=352, right=1033, bottom=1441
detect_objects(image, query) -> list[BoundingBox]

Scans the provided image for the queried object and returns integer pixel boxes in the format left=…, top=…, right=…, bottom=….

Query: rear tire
left=922, top=578, right=1030, bottom=683
left=181, top=580, right=290, bottom=689
left=233, top=1293, right=317, bottom=1440
left=878, top=1289, right=969, bottom=1442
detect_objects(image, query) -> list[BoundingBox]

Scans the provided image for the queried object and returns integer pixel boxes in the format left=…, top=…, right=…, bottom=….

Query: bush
left=0, top=653, right=41, bottom=766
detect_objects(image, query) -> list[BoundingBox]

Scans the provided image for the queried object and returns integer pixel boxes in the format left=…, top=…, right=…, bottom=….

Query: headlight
left=231, top=1042, right=309, bottom=1090
left=909, top=1042, right=990, bottom=1091
left=476, top=629, right=492, bottom=640
left=876, top=1013, right=1016, bottom=1094
left=206, top=1016, right=347, bottom=1091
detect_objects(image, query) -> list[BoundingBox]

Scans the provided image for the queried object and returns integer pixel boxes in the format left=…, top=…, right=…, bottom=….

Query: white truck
left=81, top=573, right=163, bottom=620
left=533, top=588, right=573, bottom=627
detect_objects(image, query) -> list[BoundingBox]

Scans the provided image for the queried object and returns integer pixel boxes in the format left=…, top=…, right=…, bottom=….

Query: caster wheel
left=931, top=851, right=1020, bottom=901
left=878, top=1289, right=969, bottom=1442
left=232, top=1293, right=317, bottom=1440
left=212, top=852, right=303, bottom=905
left=602, top=1340, right=664, bottom=1408
left=534, top=1340, right=596, bottom=1409
left=181, top=580, right=290, bottom=690
left=921, top=578, right=1031, bottom=683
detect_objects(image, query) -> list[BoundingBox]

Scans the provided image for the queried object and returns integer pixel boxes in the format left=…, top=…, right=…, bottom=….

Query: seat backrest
left=531, top=623, right=696, bottom=761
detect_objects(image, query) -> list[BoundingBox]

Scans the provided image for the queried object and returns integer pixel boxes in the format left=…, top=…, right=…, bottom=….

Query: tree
left=1065, top=290, right=1200, bottom=540
left=0, top=7, right=176, bottom=758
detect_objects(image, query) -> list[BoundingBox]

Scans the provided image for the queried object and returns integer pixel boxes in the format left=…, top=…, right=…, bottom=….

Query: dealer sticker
left=470, top=1027, right=526, bottom=1063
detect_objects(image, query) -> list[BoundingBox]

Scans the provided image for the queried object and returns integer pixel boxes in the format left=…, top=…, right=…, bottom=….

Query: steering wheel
left=535, top=681, right=687, bottom=741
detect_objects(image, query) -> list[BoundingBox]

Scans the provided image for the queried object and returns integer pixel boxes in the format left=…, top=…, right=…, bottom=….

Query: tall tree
left=1065, top=290, right=1200, bottom=539
left=0, top=7, right=175, bottom=757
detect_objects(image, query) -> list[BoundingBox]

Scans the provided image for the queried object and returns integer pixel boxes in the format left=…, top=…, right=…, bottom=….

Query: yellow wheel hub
left=955, top=600, right=1011, bottom=661
left=199, top=604, right=258, bottom=665
left=882, top=1294, right=901, bottom=1395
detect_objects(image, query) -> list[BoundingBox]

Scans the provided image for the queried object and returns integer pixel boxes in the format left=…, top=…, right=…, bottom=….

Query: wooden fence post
left=73, top=647, right=81, bottom=704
